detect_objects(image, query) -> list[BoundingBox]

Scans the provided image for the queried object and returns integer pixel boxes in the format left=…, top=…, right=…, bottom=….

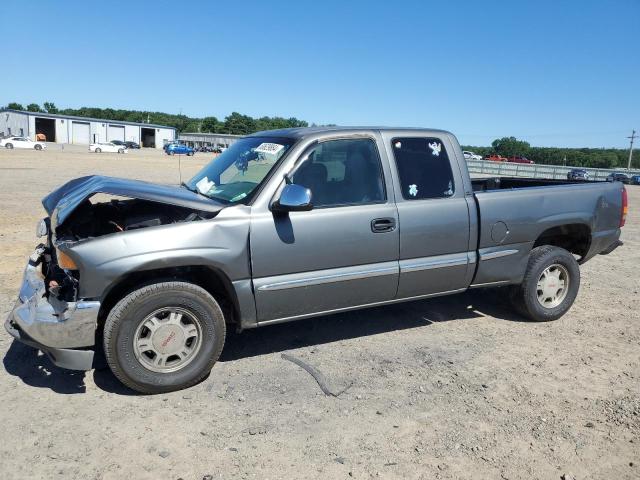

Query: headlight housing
left=36, top=218, right=49, bottom=238
left=56, top=249, right=78, bottom=270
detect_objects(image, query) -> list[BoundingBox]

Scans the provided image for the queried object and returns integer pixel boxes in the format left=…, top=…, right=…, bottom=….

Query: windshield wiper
left=180, top=181, right=195, bottom=192
left=181, top=182, right=231, bottom=204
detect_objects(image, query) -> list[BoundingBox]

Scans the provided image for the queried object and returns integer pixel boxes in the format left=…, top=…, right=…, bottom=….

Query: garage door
left=107, top=125, right=125, bottom=142
left=72, top=122, right=90, bottom=144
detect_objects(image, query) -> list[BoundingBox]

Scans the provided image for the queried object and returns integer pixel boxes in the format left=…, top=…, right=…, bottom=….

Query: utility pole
left=628, top=130, right=637, bottom=170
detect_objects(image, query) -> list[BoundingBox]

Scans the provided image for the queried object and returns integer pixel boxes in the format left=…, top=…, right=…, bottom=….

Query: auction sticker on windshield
left=196, top=176, right=215, bottom=195
left=254, top=143, right=285, bottom=155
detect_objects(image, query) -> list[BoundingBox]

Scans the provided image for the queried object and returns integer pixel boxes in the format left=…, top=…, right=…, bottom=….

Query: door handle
left=371, top=217, right=396, bottom=233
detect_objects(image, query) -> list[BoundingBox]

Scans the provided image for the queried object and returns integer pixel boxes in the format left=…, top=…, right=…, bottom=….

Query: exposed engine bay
left=37, top=175, right=228, bottom=304
left=44, top=198, right=216, bottom=303
left=55, top=197, right=214, bottom=241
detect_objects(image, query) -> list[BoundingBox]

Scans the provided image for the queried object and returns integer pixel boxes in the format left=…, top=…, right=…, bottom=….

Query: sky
left=1, top=0, right=638, bottom=148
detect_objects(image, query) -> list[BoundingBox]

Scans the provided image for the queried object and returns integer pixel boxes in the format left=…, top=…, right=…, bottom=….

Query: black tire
left=118, top=148, right=124, bottom=154
left=34, top=144, right=42, bottom=151
left=168, top=150, right=174, bottom=156
left=103, top=282, right=226, bottom=394
left=510, top=246, right=580, bottom=322
left=5, top=143, right=13, bottom=149
left=95, top=148, right=102, bottom=153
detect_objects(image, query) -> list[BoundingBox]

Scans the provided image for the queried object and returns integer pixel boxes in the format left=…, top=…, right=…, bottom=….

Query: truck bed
left=469, top=176, right=624, bottom=287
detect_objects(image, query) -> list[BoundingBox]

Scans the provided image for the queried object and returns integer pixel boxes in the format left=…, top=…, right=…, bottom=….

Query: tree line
left=3, top=103, right=634, bottom=169
left=3, top=102, right=309, bottom=136
left=462, top=136, right=636, bottom=169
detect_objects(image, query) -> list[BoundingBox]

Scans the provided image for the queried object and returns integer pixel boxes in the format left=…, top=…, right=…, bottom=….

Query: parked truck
left=5, top=127, right=627, bottom=393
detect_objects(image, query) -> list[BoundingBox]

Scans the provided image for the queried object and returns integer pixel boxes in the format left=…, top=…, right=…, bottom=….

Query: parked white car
left=0, top=136, right=47, bottom=150
left=89, top=142, right=128, bottom=154
left=462, top=150, right=482, bottom=160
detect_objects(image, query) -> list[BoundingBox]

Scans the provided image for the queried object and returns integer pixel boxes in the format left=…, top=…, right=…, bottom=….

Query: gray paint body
left=7, top=127, right=624, bottom=367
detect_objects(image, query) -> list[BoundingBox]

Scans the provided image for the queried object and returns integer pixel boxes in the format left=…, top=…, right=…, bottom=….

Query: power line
left=627, top=130, right=637, bottom=170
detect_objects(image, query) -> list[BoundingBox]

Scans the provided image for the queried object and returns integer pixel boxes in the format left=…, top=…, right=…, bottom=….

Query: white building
left=0, top=109, right=176, bottom=149
left=179, top=132, right=242, bottom=148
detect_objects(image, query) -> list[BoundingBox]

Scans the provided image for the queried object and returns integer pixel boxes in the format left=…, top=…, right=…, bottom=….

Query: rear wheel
left=5, top=143, right=13, bottom=149
left=103, top=282, right=226, bottom=394
left=34, top=144, right=42, bottom=151
left=510, top=246, right=580, bottom=322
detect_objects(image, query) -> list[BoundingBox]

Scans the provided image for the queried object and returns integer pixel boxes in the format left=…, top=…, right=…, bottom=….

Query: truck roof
left=249, top=126, right=453, bottom=139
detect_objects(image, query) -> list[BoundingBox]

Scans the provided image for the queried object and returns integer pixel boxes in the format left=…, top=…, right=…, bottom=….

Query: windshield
left=185, top=136, right=295, bottom=203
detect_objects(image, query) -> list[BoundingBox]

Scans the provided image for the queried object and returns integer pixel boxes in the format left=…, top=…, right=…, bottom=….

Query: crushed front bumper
left=4, top=260, right=100, bottom=370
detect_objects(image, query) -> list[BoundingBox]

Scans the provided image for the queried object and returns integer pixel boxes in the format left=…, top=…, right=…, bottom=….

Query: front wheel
left=118, top=148, right=124, bottom=154
left=34, top=144, right=42, bottom=151
left=510, top=246, right=580, bottom=322
left=95, top=148, right=102, bottom=153
left=103, top=282, right=226, bottom=394
left=5, top=143, right=13, bottom=149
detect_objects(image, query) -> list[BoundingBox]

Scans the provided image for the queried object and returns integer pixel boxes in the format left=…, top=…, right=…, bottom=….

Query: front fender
left=61, top=207, right=252, bottom=299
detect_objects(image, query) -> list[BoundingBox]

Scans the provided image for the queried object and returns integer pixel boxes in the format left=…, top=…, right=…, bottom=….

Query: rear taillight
left=620, top=186, right=628, bottom=227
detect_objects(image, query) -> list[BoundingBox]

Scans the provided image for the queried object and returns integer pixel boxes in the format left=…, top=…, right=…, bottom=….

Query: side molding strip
left=257, top=265, right=397, bottom=291
left=479, top=249, right=519, bottom=261
left=401, top=254, right=469, bottom=273
left=469, top=280, right=511, bottom=288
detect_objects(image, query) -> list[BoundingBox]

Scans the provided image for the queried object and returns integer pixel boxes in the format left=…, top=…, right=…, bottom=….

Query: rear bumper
left=599, top=239, right=623, bottom=255
left=4, top=261, right=100, bottom=371
left=581, top=228, right=622, bottom=261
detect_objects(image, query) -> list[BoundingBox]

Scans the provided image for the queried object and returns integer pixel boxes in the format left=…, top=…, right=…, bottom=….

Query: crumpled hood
left=43, top=175, right=225, bottom=226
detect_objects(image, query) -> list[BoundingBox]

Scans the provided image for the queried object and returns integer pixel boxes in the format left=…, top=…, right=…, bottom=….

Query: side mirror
left=272, top=184, right=313, bottom=212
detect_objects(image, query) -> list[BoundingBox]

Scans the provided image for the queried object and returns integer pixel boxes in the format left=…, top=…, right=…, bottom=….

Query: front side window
left=392, top=137, right=455, bottom=200
left=186, top=136, right=295, bottom=203
left=292, top=138, right=385, bottom=208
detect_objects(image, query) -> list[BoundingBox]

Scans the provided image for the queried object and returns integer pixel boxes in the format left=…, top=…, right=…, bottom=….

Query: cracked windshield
left=186, top=137, right=295, bottom=203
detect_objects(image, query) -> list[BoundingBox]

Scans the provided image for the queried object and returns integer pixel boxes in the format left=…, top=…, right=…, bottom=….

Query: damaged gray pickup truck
left=6, top=127, right=627, bottom=393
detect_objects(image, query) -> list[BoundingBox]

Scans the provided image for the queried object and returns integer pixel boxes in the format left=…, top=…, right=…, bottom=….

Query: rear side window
left=391, top=137, right=455, bottom=200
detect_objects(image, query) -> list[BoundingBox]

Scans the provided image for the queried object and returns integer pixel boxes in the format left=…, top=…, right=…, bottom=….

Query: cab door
left=381, top=133, right=473, bottom=299
left=250, top=135, right=400, bottom=323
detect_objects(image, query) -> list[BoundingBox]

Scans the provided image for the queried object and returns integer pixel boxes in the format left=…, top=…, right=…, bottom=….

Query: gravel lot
left=0, top=146, right=638, bottom=480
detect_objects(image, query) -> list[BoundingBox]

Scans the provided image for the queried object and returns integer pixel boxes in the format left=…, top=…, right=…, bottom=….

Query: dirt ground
left=0, top=145, right=638, bottom=480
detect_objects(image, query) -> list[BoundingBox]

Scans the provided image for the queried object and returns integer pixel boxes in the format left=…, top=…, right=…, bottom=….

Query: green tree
left=43, top=102, right=58, bottom=113
left=223, top=112, right=256, bottom=135
left=201, top=116, right=220, bottom=133
left=182, top=120, right=202, bottom=133
left=491, top=136, right=531, bottom=157
left=6, top=102, right=24, bottom=110
left=462, top=143, right=633, bottom=169
left=588, top=152, right=618, bottom=169
left=26, top=103, right=42, bottom=112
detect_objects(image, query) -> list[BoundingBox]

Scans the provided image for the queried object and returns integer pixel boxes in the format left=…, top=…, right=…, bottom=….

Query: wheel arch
left=97, top=265, right=240, bottom=334
left=533, top=223, right=592, bottom=261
